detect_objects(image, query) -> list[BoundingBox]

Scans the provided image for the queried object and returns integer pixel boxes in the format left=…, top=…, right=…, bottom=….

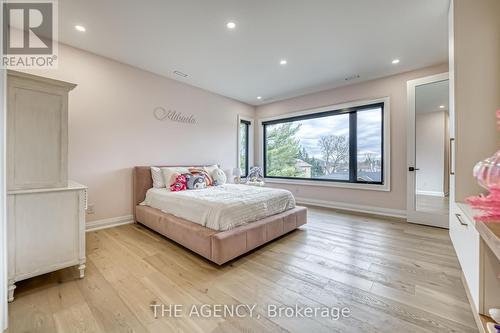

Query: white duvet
left=141, top=184, right=296, bottom=231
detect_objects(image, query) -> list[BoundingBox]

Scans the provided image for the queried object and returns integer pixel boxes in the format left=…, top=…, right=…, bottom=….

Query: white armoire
left=6, top=70, right=86, bottom=302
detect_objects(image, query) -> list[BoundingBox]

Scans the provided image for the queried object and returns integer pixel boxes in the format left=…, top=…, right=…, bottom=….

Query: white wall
left=452, top=0, right=500, bottom=201
left=255, top=64, right=448, bottom=214
left=416, top=111, right=447, bottom=196
left=22, top=43, right=255, bottom=222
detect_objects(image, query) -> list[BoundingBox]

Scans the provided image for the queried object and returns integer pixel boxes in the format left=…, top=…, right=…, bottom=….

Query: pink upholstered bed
left=133, top=166, right=307, bottom=265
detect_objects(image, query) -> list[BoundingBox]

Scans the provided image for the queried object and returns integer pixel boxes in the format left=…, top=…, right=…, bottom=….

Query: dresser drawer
left=449, top=203, right=481, bottom=310
left=7, top=185, right=86, bottom=284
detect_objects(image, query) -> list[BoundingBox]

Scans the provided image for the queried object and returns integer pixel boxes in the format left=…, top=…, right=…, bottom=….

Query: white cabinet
left=7, top=183, right=87, bottom=302
left=450, top=203, right=500, bottom=319
left=449, top=203, right=481, bottom=311
left=7, top=71, right=75, bottom=190
left=6, top=71, right=84, bottom=302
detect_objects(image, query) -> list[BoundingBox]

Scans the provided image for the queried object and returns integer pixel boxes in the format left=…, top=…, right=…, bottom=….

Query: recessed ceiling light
left=392, top=58, right=400, bottom=64
left=280, top=59, right=287, bottom=65
left=439, top=105, right=445, bottom=109
left=173, top=70, right=188, bottom=78
left=226, top=22, right=236, bottom=29
left=257, top=96, right=262, bottom=100
left=345, top=74, right=360, bottom=81
left=75, top=25, right=86, bottom=32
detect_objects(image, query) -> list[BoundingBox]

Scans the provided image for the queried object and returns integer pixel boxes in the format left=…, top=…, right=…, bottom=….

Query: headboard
left=133, top=165, right=212, bottom=207
left=133, top=166, right=154, bottom=207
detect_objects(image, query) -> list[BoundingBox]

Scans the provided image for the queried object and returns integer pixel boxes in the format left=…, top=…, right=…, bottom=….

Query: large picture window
left=239, top=119, right=250, bottom=178
left=263, top=102, right=384, bottom=184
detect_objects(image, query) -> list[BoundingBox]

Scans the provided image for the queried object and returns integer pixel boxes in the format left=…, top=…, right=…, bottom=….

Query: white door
left=407, top=73, right=450, bottom=228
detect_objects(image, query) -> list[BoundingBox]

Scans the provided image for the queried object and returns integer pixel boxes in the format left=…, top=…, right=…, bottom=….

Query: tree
left=308, top=156, right=324, bottom=177
left=318, top=135, right=349, bottom=174
left=298, top=146, right=309, bottom=161
left=364, top=152, right=376, bottom=172
left=239, top=123, right=247, bottom=172
left=266, top=123, right=303, bottom=177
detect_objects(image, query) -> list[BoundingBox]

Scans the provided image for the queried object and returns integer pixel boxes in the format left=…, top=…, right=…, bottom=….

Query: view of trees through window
left=264, top=104, right=383, bottom=184
left=239, top=120, right=250, bottom=177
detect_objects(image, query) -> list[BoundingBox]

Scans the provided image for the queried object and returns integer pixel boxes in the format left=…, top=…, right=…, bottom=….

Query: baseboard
left=86, top=215, right=134, bottom=232
left=460, top=273, right=486, bottom=333
left=416, top=190, right=445, bottom=197
left=295, top=197, right=406, bottom=219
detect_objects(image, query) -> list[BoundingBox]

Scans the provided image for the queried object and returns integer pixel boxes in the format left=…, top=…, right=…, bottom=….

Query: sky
left=269, top=107, right=382, bottom=160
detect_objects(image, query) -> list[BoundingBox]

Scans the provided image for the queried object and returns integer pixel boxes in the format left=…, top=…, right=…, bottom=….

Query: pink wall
left=23, top=44, right=255, bottom=222
left=21, top=42, right=448, bottom=220
left=255, top=63, right=448, bottom=214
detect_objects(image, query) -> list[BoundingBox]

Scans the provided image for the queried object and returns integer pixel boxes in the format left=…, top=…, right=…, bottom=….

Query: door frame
left=406, top=72, right=449, bottom=228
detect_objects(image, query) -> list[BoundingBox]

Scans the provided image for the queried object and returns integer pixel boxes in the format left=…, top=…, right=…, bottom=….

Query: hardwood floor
left=7, top=207, right=478, bottom=333
left=416, top=194, right=450, bottom=216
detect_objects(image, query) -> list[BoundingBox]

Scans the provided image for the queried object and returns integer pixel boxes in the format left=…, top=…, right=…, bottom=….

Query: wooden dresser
left=6, top=71, right=86, bottom=302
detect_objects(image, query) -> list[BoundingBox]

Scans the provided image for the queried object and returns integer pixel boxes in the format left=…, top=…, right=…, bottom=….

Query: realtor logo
left=1, top=0, right=58, bottom=68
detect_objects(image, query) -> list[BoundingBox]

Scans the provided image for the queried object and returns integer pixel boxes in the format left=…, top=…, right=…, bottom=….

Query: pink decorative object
left=170, top=174, right=187, bottom=192
left=465, top=110, right=500, bottom=222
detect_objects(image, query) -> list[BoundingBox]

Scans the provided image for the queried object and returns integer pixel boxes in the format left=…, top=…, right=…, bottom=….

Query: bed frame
left=133, top=166, right=307, bottom=265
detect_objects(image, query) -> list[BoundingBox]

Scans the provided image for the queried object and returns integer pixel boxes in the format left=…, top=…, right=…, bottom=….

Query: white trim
left=237, top=115, right=254, bottom=176
left=406, top=72, right=450, bottom=228
left=0, top=69, right=7, bottom=330
left=257, top=97, right=391, bottom=192
left=295, top=197, right=406, bottom=219
left=85, top=215, right=134, bottom=232
left=416, top=190, right=446, bottom=197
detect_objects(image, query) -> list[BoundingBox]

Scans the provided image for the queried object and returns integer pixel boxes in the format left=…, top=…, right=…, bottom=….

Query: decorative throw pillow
left=189, top=167, right=213, bottom=186
left=211, top=167, right=227, bottom=186
left=186, top=174, right=206, bottom=190
left=170, top=174, right=188, bottom=192
left=203, top=165, right=219, bottom=175
left=161, top=167, right=190, bottom=190
left=151, top=167, right=165, bottom=188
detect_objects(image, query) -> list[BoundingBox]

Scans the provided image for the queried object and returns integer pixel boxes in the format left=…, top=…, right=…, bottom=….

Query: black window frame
left=240, top=119, right=251, bottom=178
left=262, top=102, right=384, bottom=185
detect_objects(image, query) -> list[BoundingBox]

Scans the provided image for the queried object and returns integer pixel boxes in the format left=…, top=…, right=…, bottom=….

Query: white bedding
left=141, top=184, right=296, bottom=231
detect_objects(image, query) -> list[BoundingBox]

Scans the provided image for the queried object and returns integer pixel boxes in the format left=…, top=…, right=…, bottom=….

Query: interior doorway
left=407, top=73, right=450, bottom=228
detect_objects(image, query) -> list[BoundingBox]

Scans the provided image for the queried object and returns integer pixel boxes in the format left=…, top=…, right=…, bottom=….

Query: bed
left=133, top=166, right=307, bottom=265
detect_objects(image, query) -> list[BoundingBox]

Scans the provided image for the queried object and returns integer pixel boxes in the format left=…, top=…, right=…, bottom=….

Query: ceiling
left=416, top=79, right=449, bottom=113
left=58, top=0, right=450, bottom=105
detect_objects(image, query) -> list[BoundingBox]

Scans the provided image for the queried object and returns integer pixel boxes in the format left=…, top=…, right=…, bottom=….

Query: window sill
left=264, top=178, right=390, bottom=192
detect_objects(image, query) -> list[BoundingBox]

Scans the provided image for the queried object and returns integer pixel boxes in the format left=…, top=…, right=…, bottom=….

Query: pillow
left=161, top=167, right=190, bottom=190
left=189, top=167, right=213, bottom=186
left=211, top=167, right=227, bottom=186
left=186, top=174, right=207, bottom=190
left=170, top=173, right=188, bottom=192
left=203, top=165, right=219, bottom=174
left=151, top=167, right=165, bottom=188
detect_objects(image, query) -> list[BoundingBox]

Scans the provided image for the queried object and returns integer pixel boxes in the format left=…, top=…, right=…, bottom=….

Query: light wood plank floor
left=416, top=194, right=449, bottom=216
left=7, top=207, right=478, bottom=333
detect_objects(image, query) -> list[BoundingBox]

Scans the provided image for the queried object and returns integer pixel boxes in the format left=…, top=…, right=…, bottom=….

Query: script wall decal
left=153, top=107, right=197, bottom=124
